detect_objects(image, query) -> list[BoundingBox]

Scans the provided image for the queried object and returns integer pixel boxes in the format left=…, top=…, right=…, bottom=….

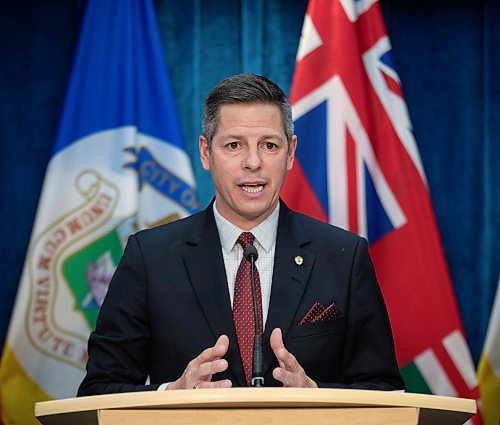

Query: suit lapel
left=182, top=206, right=246, bottom=386
left=262, top=203, right=315, bottom=376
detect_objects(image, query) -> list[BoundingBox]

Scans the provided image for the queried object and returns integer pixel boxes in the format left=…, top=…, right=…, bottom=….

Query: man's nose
left=242, top=145, right=262, bottom=170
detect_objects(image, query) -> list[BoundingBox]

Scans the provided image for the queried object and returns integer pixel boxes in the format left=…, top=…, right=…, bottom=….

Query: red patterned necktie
left=233, top=232, right=263, bottom=385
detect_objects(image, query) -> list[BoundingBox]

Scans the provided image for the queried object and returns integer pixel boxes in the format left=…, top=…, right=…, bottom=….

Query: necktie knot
left=237, top=232, right=255, bottom=249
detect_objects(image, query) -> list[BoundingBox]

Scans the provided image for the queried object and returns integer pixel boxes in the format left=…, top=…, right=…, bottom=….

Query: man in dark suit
left=78, top=74, right=404, bottom=395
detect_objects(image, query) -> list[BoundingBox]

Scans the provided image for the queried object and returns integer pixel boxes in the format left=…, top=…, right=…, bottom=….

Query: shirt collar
left=213, top=201, right=280, bottom=254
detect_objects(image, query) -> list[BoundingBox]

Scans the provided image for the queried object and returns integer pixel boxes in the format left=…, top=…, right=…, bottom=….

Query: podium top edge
left=34, top=388, right=477, bottom=417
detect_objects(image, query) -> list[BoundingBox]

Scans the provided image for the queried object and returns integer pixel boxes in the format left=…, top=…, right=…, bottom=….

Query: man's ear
left=199, top=136, right=211, bottom=171
left=286, top=135, right=297, bottom=171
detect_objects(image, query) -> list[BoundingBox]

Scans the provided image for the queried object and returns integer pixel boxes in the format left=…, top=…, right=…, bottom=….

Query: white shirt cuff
left=157, top=382, right=170, bottom=391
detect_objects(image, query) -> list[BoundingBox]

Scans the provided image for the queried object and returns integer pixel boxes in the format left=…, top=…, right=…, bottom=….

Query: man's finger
left=273, top=367, right=301, bottom=387
left=194, top=379, right=232, bottom=389
left=270, top=328, right=300, bottom=372
left=191, top=359, right=228, bottom=381
left=273, top=366, right=317, bottom=388
left=270, top=328, right=318, bottom=389
left=169, top=335, right=230, bottom=390
left=191, top=335, right=229, bottom=368
left=270, top=327, right=284, bottom=351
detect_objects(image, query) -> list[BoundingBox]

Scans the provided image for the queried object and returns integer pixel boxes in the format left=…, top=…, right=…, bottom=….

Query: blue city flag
left=0, top=1, right=198, bottom=424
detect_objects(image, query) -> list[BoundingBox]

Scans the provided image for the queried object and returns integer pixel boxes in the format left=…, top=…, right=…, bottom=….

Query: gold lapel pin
left=295, top=255, right=303, bottom=266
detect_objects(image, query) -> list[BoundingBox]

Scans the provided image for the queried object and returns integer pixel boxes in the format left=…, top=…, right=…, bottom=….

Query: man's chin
left=237, top=202, right=276, bottom=225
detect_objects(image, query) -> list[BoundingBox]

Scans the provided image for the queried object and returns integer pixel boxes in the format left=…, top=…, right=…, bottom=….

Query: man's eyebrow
left=218, top=134, right=244, bottom=140
left=218, top=133, right=284, bottom=141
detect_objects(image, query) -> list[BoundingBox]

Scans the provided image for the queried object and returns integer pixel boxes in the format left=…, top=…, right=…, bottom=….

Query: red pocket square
left=299, top=302, right=340, bottom=325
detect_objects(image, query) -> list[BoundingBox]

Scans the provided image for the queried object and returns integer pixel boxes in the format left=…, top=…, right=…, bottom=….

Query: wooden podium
left=35, top=388, right=476, bottom=425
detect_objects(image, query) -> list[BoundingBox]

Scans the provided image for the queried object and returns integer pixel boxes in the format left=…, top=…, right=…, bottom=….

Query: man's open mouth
left=239, top=183, right=266, bottom=193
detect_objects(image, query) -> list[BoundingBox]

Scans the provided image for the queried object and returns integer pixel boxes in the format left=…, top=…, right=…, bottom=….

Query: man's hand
left=270, top=328, right=318, bottom=388
left=166, top=335, right=232, bottom=390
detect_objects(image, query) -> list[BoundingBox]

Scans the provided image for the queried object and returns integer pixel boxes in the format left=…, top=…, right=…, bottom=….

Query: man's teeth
left=241, top=185, right=264, bottom=193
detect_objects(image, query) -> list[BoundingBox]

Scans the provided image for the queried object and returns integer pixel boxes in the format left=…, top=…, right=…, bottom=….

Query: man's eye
left=226, top=142, right=239, bottom=149
left=265, top=142, right=277, bottom=150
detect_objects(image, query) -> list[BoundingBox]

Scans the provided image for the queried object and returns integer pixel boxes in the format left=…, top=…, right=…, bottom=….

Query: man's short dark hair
left=201, top=74, right=294, bottom=148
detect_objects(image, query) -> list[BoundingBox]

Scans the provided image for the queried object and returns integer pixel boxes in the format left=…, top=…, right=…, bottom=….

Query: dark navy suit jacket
left=78, top=201, right=404, bottom=395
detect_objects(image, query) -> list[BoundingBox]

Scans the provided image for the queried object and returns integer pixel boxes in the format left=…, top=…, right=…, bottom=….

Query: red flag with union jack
left=282, top=0, right=481, bottom=421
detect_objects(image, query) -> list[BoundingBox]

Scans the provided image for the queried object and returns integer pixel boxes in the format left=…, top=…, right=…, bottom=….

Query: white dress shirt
left=213, top=201, right=279, bottom=329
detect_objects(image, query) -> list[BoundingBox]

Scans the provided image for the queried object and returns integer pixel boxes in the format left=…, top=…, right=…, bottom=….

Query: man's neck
left=213, top=202, right=280, bottom=231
